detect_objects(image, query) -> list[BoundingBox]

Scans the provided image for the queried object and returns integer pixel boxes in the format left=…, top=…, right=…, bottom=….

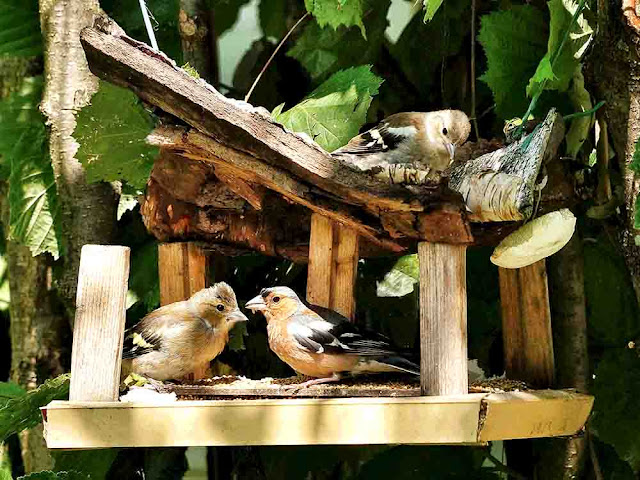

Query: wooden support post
left=69, top=245, right=130, bottom=402
left=418, top=242, right=468, bottom=396
left=158, top=242, right=208, bottom=378
left=306, top=213, right=359, bottom=320
left=499, top=260, right=555, bottom=387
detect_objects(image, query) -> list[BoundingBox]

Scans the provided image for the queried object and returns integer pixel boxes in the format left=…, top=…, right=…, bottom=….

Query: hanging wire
left=138, top=0, right=159, bottom=51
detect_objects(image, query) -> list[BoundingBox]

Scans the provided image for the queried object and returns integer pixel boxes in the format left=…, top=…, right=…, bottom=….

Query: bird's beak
left=227, top=309, right=248, bottom=325
left=245, top=295, right=267, bottom=313
left=445, top=142, right=456, bottom=160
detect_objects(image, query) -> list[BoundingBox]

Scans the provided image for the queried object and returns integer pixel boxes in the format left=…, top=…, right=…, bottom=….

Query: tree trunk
left=38, top=0, right=118, bottom=311
left=584, top=0, right=640, bottom=299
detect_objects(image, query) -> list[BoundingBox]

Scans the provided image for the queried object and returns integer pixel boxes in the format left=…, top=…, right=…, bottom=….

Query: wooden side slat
left=306, top=214, right=334, bottom=309
left=70, top=245, right=130, bottom=402
left=419, top=243, right=468, bottom=395
left=330, top=225, right=359, bottom=320
left=499, top=261, right=555, bottom=387
left=158, top=242, right=208, bottom=379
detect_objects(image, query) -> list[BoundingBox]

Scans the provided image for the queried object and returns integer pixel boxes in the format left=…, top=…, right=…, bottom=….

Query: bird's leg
left=281, top=373, right=342, bottom=391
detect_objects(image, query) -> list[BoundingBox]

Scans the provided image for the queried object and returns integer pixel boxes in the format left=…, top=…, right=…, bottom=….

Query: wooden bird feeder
left=41, top=17, right=592, bottom=449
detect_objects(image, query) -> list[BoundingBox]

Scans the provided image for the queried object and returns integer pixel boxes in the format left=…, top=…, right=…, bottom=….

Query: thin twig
left=483, top=449, right=528, bottom=480
left=470, top=0, right=480, bottom=140
left=244, top=12, right=310, bottom=103
left=588, top=430, right=604, bottom=480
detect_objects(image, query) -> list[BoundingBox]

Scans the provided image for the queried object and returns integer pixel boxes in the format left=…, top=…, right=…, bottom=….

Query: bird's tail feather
left=377, top=356, right=420, bottom=376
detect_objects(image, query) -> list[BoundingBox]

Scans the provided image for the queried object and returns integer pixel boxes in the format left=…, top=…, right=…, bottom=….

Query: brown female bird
left=246, top=286, right=419, bottom=388
left=332, top=110, right=471, bottom=172
left=121, top=283, right=247, bottom=381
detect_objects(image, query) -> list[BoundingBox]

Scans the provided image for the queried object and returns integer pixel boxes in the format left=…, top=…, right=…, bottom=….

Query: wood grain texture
left=158, top=242, right=207, bottom=305
left=69, top=245, right=130, bottom=402
left=306, top=214, right=359, bottom=320
left=499, top=261, right=555, bottom=388
left=330, top=226, right=359, bottom=320
left=418, top=242, right=468, bottom=395
left=42, top=390, right=593, bottom=448
left=158, top=242, right=209, bottom=379
left=306, top=214, right=334, bottom=309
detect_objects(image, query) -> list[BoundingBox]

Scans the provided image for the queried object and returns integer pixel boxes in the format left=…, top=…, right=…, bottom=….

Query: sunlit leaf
left=273, top=65, right=382, bottom=151
left=305, top=0, right=366, bottom=37
left=75, top=82, right=157, bottom=189
left=478, top=6, right=547, bottom=119
left=423, top=0, right=444, bottom=21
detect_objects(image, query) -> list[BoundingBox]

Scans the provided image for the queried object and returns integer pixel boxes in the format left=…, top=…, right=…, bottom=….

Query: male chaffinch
left=245, top=286, right=419, bottom=388
left=121, top=282, right=247, bottom=381
left=332, top=110, right=471, bottom=172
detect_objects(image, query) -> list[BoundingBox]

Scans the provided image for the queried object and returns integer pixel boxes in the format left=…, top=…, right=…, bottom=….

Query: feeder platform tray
left=43, top=390, right=592, bottom=449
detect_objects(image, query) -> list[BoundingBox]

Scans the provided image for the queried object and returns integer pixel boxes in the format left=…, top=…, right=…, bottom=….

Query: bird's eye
left=442, top=127, right=448, bottom=135
left=272, top=296, right=281, bottom=303
left=216, top=304, right=225, bottom=312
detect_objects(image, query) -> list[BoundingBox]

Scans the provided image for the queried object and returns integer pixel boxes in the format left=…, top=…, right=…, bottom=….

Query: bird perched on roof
left=121, top=283, right=247, bottom=382
left=332, top=110, right=471, bottom=173
left=245, top=286, right=419, bottom=388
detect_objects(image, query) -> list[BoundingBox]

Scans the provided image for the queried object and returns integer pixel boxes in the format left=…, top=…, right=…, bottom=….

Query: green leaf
left=635, top=194, right=640, bottom=230
left=376, top=254, right=419, bottom=298
left=18, top=472, right=88, bottom=480
left=391, top=2, right=467, bottom=104
left=0, top=374, right=70, bottom=443
left=527, top=0, right=593, bottom=95
left=565, top=67, right=593, bottom=159
left=423, top=0, right=444, bottom=21
left=584, top=237, right=640, bottom=348
left=53, top=450, right=119, bottom=480
left=478, top=6, right=548, bottom=119
left=75, top=82, right=158, bottom=189
left=592, top=348, right=640, bottom=471
left=129, top=241, right=160, bottom=311
left=0, top=77, right=62, bottom=258
left=8, top=127, right=62, bottom=259
left=273, top=66, right=382, bottom=152
left=0, top=0, right=42, bottom=57
left=289, top=0, right=390, bottom=80
left=0, top=382, right=26, bottom=405
left=305, top=0, right=366, bottom=37
left=259, top=0, right=289, bottom=39
left=630, top=136, right=640, bottom=175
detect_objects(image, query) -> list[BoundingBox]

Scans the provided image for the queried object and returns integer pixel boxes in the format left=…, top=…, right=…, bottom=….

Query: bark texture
left=585, top=0, right=640, bottom=299
left=7, top=242, right=69, bottom=473
left=39, top=0, right=118, bottom=309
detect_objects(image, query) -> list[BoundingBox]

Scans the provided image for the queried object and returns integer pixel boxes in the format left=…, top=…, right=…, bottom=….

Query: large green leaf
left=424, top=0, right=444, bottom=21
left=478, top=6, right=548, bottom=119
left=0, top=374, right=69, bottom=442
left=305, top=0, right=366, bottom=37
left=8, top=127, right=62, bottom=259
left=75, top=82, right=157, bottom=189
left=592, top=348, right=640, bottom=471
left=289, top=0, right=390, bottom=81
left=273, top=65, right=382, bottom=152
left=0, top=0, right=42, bottom=57
left=526, top=0, right=593, bottom=96
left=0, top=77, right=62, bottom=258
left=0, top=382, right=26, bottom=406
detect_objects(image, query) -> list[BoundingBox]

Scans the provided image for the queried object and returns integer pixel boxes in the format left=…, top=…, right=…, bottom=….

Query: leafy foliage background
left=0, top=0, right=638, bottom=478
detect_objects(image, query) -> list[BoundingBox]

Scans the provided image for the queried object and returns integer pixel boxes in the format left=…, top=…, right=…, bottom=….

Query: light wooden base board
left=42, top=390, right=593, bottom=449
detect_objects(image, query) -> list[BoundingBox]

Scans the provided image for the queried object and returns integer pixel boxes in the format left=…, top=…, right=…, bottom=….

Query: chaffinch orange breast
left=245, top=286, right=419, bottom=387
left=332, top=110, right=471, bottom=172
left=121, top=282, right=247, bottom=381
